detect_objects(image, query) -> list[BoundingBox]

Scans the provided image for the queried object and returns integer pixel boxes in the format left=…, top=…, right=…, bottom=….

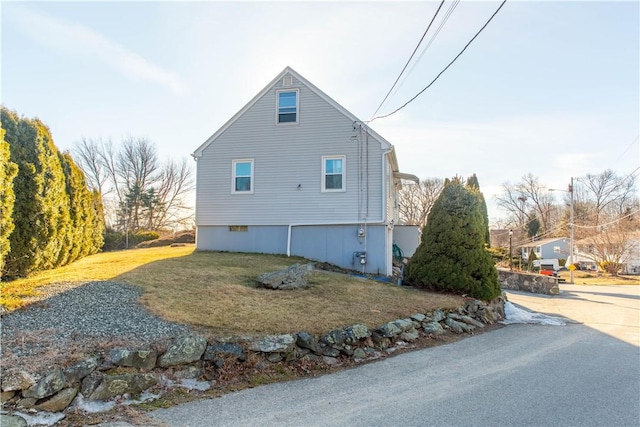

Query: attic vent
left=282, top=75, right=293, bottom=87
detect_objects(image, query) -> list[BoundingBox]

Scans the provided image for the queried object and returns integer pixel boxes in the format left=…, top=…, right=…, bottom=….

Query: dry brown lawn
left=118, top=250, right=464, bottom=335
left=3, top=246, right=464, bottom=336
left=558, top=270, right=640, bottom=285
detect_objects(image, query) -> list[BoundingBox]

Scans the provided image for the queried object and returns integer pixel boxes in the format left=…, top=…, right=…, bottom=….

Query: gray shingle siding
left=193, top=68, right=408, bottom=275
left=196, top=74, right=386, bottom=226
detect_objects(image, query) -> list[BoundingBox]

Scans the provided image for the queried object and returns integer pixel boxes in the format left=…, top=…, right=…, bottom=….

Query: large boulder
left=63, top=357, right=98, bottom=386
left=445, top=317, right=475, bottom=333
left=158, top=336, right=207, bottom=367
left=448, top=313, right=485, bottom=328
left=296, top=332, right=321, bottom=354
left=249, top=335, right=296, bottom=353
left=22, top=368, right=65, bottom=399
left=108, top=349, right=157, bottom=370
left=34, top=387, right=78, bottom=412
left=0, top=414, right=27, bottom=427
left=321, top=329, right=346, bottom=350
left=257, top=263, right=314, bottom=290
left=203, top=343, right=245, bottom=368
left=343, top=324, right=371, bottom=344
left=422, top=321, right=445, bottom=335
left=1, top=369, right=36, bottom=392
left=85, top=373, right=158, bottom=401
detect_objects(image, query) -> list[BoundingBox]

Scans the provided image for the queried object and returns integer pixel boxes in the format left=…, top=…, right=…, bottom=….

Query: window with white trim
left=232, top=159, right=253, bottom=194
left=322, top=156, right=345, bottom=192
left=277, top=90, right=298, bottom=124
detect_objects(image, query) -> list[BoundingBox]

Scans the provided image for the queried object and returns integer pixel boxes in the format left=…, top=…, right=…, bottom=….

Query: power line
left=370, top=0, right=508, bottom=123
left=391, top=0, right=461, bottom=100
left=611, top=135, right=639, bottom=167
left=573, top=207, right=640, bottom=229
left=369, top=0, right=446, bottom=120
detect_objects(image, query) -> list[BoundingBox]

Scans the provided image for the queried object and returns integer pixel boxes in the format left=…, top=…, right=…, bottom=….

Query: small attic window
left=282, top=75, right=293, bottom=87
left=277, top=89, right=298, bottom=124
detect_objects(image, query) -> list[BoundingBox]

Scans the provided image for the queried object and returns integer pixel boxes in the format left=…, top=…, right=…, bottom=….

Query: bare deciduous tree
left=578, top=169, right=638, bottom=226
left=73, top=137, right=194, bottom=232
left=398, top=178, right=444, bottom=229
left=576, top=221, right=639, bottom=274
left=495, top=173, right=556, bottom=235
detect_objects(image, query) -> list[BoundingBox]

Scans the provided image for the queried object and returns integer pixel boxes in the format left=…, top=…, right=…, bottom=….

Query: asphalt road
left=151, top=284, right=640, bottom=427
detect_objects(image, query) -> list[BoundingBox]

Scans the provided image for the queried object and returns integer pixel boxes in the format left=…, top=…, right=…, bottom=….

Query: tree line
left=73, top=136, right=194, bottom=241
left=398, top=169, right=639, bottom=273
left=1, top=107, right=104, bottom=279
left=1, top=107, right=195, bottom=279
left=495, top=171, right=638, bottom=273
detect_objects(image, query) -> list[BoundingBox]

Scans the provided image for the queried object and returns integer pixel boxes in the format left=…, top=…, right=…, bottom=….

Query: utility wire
left=369, top=0, right=446, bottom=120
left=573, top=208, right=640, bottom=229
left=611, top=135, right=639, bottom=167
left=391, top=0, right=461, bottom=100
left=370, top=0, right=508, bottom=122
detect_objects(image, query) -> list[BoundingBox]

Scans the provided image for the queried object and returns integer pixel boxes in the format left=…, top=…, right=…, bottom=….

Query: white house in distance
left=192, top=67, right=419, bottom=275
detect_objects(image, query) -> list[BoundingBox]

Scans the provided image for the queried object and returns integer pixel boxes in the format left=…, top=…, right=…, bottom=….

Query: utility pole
left=569, top=177, right=574, bottom=284
left=509, top=229, right=513, bottom=271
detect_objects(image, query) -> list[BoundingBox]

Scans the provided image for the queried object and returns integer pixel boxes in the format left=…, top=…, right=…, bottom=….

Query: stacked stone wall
left=1, top=297, right=505, bottom=425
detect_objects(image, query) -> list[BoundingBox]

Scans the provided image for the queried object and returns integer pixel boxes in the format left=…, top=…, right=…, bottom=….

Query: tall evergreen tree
left=2, top=107, right=71, bottom=277
left=59, top=152, right=104, bottom=261
left=0, top=128, right=19, bottom=278
left=467, top=173, right=491, bottom=247
left=405, top=178, right=501, bottom=300
left=89, top=190, right=105, bottom=253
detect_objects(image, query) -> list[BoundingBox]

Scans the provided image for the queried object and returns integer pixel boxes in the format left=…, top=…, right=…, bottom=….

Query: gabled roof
left=518, top=237, right=569, bottom=249
left=192, top=66, right=394, bottom=158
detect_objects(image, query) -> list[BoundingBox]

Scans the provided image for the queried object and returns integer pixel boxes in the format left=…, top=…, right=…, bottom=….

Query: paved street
left=151, top=284, right=640, bottom=427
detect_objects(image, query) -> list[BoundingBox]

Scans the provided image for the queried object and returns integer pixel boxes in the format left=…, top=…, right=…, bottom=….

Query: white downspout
left=285, top=148, right=394, bottom=273
left=383, top=147, right=393, bottom=275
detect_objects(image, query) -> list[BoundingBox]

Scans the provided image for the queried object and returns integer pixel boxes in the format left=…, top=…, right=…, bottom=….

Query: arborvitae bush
left=0, top=129, right=18, bottom=278
left=1, top=107, right=105, bottom=278
left=405, top=179, right=501, bottom=301
left=467, top=173, right=490, bottom=248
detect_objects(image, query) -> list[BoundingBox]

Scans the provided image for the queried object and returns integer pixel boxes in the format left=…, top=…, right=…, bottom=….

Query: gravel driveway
left=1, top=281, right=192, bottom=372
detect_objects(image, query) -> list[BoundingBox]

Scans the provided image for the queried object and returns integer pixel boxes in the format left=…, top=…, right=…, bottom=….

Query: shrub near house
left=405, top=178, right=500, bottom=301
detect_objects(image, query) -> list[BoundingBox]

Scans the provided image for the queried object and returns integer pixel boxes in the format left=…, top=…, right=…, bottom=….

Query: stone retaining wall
left=498, top=269, right=559, bottom=295
left=1, top=296, right=505, bottom=425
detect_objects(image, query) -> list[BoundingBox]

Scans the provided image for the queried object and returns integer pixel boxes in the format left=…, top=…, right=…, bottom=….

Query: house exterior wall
left=540, top=240, right=569, bottom=259
left=195, top=74, right=386, bottom=226
left=196, top=226, right=288, bottom=254
left=290, top=225, right=387, bottom=274
left=195, top=224, right=388, bottom=274
left=521, top=239, right=569, bottom=260
left=194, top=69, right=401, bottom=275
left=393, top=225, right=420, bottom=258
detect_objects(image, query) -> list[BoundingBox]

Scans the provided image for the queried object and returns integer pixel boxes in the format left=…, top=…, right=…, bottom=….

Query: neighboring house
left=519, top=237, right=570, bottom=261
left=192, top=67, right=418, bottom=275
left=575, top=231, right=640, bottom=274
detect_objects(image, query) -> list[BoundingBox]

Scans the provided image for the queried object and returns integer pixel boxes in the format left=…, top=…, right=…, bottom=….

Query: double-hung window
left=322, top=155, right=345, bottom=192
left=232, top=159, right=253, bottom=194
left=277, top=90, right=298, bottom=124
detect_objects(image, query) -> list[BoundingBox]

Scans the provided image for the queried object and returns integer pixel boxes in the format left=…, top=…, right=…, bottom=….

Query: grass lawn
left=1, top=245, right=464, bottom=336
left=558, top=270, right=640, bottom=285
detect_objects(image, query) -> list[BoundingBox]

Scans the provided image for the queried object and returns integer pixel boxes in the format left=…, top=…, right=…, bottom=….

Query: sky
left=2, top=0, right=639, bottom=224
